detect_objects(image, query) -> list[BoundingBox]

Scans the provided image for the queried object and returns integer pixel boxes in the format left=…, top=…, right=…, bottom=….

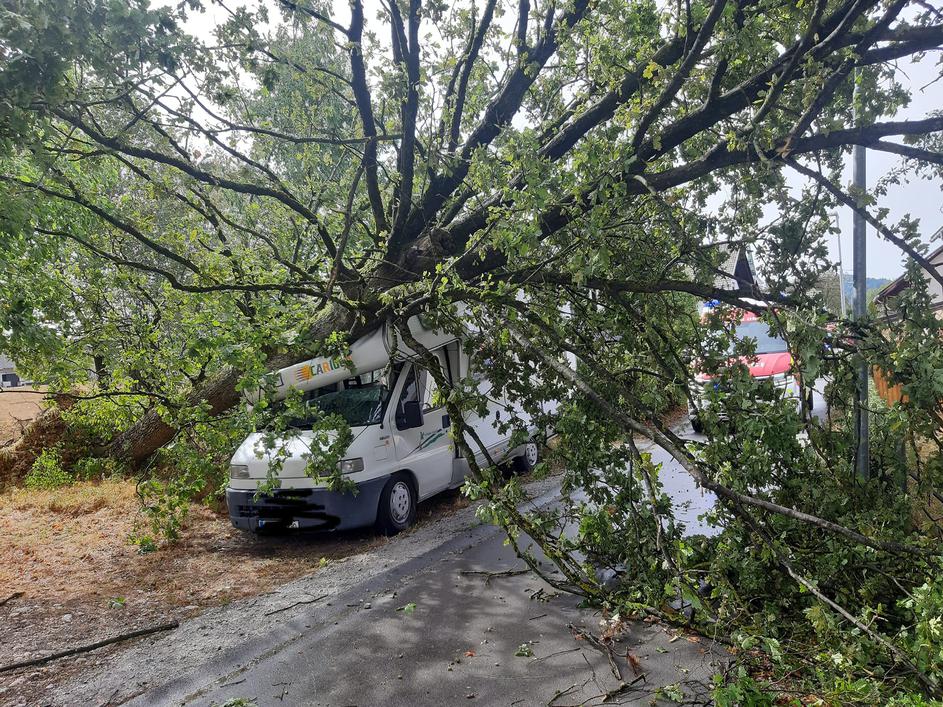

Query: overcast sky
left=827, top=54, right=943, bottom=279
left=179, top=1, right=941, bottom=279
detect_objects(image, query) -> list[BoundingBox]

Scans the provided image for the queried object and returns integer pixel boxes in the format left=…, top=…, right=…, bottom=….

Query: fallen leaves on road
left=626, top=652, right=642, bottom=676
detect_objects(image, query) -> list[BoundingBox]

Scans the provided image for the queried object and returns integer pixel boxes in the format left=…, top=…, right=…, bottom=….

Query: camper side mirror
left=397, top=400, right=423, bottom=430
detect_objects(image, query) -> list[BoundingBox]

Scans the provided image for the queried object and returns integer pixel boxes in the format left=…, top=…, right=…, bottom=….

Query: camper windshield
left=310, top=384, right=390, bottom=427
left=281, top=369, right=394, bottom=429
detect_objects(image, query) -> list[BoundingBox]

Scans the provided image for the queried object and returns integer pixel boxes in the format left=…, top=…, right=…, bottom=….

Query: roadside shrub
left=711, top=673, right=774, bottom=707
left=899, top=574, right=943, bottom=677
left=25, top=447, right=72, bottom=489
left=71, top=456, right=125, bottom=481
left=136, top=476, right=195, bottom=541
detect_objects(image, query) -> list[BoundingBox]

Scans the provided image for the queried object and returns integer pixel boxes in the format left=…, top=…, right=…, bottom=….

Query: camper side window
left=397, top=366, right=420, bottom=414
left=420, top=369, right=440, bottom=412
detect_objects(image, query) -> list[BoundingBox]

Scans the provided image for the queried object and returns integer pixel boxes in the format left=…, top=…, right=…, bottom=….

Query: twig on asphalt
left=0, top=621, right=179, bottom=673
left=568, top=624, right=624, bottom=683
left=264, top=593, right=330, bottom=616
left=458, top=568, right=530, bottom=584
left=547, top=682, right=579, bottom=705
left=532, top=647, right=582, bottom=663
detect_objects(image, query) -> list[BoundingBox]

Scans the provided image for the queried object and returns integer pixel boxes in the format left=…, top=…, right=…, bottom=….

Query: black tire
left=513, top=441, right=540, bottom=473
left=690, top=417, right=704, bottom=435
left=375, top=473, right=417, bottom=535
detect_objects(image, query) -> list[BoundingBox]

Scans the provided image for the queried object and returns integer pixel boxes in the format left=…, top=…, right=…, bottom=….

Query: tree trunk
left=104, top=303, right=366, bottom=466
left=104, top=367, right=244, bottom=465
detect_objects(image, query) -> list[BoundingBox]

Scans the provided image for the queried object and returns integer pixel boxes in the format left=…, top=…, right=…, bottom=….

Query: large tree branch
left=435, top=12, right=942, bottom=260
left=348, top=0, right=390, bottom=235
left=630, top=0, right=728, bottom=151
left=399, top=0, right=592, bottom=252
left=444, top=0, right=499, bottom=153
left=277, top=0, right=351, bottom=37
left=507, top=322, right=938, bottom=560
left=865, top=139, right=943, bottom=166
left=420, top=116, right=943, bottom=284
left=783, top=0, right=909, bottom=151
left=49, top=107, right=337, bottom=245
left=389, top=0, right=422, bottom=244
left=786, top=158, right=943, bottom=289
left=7, top=173, right=204, bottom=278
left=34, top=227, right=339, bottom=301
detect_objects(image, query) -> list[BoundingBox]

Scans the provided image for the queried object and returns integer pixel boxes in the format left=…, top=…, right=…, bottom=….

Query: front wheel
left=376, top=473, right=417, bottom=536
left=514, top=441, right=540, bottom=473
left=690, top=417, right=704, bottom=435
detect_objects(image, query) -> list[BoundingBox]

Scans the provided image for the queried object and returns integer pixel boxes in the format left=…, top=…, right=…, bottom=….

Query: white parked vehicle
left=226, top=316, right=549, bottom=534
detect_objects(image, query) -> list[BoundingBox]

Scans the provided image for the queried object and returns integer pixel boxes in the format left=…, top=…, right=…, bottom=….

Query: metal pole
left=837, top=265, right=847, bottom=317
left=834, top=217, right=847, bottom=317
left=852, top=76, right=869, bottom=481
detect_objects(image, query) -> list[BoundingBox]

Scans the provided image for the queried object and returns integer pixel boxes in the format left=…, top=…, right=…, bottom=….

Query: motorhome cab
left=688, top=303, right=806, bottom=433
left=226, top=317, right=545, bottom=535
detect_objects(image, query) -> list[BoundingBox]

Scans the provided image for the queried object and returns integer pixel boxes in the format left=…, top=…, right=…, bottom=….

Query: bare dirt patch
left=0, top=479, right=472, bottom=706
left=0, top=388, right=44, bottom=446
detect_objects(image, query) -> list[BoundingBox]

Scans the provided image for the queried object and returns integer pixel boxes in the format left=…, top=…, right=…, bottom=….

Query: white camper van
left=226, top=316, right=546, bottom=535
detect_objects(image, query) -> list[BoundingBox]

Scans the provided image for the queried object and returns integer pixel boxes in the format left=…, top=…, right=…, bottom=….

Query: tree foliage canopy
left=2, top=0, right=943, bottom=699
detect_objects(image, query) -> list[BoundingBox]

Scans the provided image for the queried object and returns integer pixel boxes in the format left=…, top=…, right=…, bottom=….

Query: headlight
left=230, top=464, right=250, bottom=479
left=338, top=457, right=365, bottom=474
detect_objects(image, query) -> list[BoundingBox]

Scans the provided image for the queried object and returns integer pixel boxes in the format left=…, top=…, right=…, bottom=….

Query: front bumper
left=227, top=476, right=387, bottom=532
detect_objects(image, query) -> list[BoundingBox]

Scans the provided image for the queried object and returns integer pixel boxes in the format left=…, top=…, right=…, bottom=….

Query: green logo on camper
left=409, top=429, right=447, bottom=456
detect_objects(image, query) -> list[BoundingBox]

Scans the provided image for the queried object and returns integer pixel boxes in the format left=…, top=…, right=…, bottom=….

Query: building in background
left=873, top=225, right=943, bottom=320
left=717, top=246, right=760, bottom=291
left=0, top=355, right=20, bottom=388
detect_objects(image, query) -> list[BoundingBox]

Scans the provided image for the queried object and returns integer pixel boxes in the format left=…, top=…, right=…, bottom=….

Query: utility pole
left=852, top=76, right=869, bottom=481
left=833, top=214, right=847, bottom=317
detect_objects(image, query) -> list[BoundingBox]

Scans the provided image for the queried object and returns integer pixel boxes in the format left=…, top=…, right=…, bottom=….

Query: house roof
left=874, top=226, right=943, bottom=303
left=0, top=355, right=14, bottom=370
left=716, top=245, right=759, bottom=290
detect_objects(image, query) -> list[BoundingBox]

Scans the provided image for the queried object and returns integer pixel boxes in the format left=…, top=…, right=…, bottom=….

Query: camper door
left=391, top=357, right=453, bottom=497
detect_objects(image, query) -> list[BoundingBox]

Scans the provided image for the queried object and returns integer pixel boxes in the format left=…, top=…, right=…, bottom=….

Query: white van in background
left=226, top=316, right=550, bottom=535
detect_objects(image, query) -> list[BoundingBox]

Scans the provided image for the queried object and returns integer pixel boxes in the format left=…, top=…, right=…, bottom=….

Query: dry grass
left=0, top=478, right=389, bottom=607
left=1, top=477, right=132, bottom=516
left=0, top=477, right=390, bottom=705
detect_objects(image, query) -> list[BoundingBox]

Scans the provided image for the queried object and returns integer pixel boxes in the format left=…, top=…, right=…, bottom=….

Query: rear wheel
left=514, top=441, right=540, bottom=473
left=376, top=473, right=417, bottom=535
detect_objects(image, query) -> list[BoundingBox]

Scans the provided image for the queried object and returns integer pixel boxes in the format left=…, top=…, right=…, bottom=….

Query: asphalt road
left=170, top=524, right=726, bottom=707
left=52, top=467, right=730, bottom=707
